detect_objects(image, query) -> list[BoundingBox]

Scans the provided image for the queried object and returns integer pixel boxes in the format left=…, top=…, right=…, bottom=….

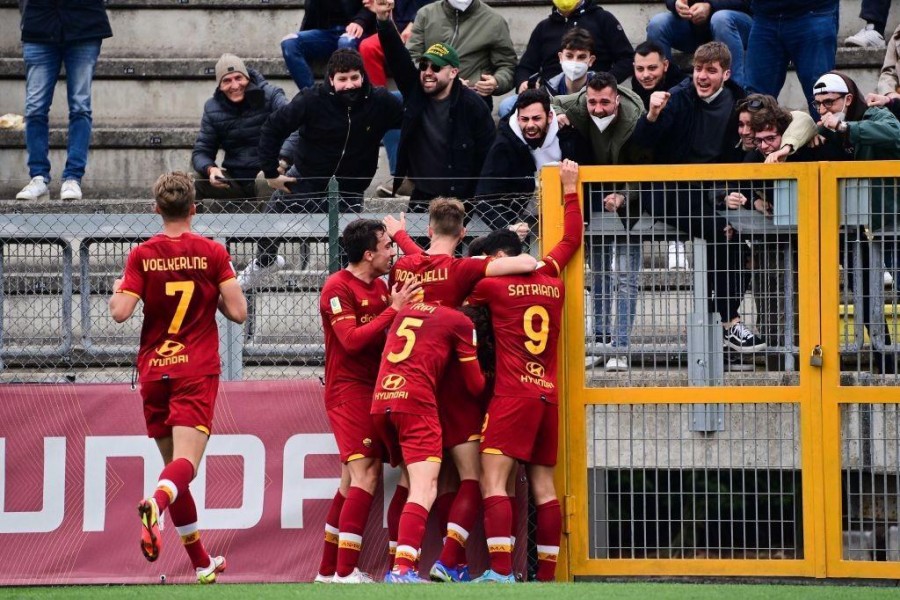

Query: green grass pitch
left=2, top=583, right=899, bottom=599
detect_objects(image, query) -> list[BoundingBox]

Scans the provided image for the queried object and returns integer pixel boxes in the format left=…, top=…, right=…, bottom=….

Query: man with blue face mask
left=405, top=0, right=518, bottom=107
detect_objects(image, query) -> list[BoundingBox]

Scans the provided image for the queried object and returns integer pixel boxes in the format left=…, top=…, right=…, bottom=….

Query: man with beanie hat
left=374, top=0, right=495, bottom=210
left=191, top=53, right=295, bottom=211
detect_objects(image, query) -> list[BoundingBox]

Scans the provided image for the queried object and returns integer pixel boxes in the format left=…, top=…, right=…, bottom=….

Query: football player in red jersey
left=316, top=219, right=420, bottom=583
left=468, top=159, right=583, bottom=583
left=383, top=198, right=536, bottom=582
left=109, top=172, right=247, bottom=584
left=371, top=302, right=486, bottom=583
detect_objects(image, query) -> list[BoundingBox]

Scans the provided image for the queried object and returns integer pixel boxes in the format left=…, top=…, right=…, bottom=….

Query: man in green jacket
left=406, top=0, right=518, bottom=105
left=552, top=72, right=649, bottom=370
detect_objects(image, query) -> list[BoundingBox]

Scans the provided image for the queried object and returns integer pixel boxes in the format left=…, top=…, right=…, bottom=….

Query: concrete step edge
left=0, top=47, right=885, bottom=80
left=0, top=127, right=197, bottom=148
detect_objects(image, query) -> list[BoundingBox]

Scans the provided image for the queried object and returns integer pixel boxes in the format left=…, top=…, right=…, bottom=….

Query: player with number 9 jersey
left=119, top=232, right=236, bottom=383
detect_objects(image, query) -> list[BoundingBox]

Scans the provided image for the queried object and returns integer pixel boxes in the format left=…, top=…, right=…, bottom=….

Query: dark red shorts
left=327, top=397, right=384, bottom=463
left=480, top=395, right=558, bottom=466
left=141, top=375, right=218, bottom=439
left=438, top=392, right=485, bottom=449
left=372, top=411, right=442, bottom=467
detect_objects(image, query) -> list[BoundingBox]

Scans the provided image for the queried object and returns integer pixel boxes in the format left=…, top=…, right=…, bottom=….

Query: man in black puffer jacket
left=238, top=49, right=403, bottom=289
left=192, top=54, right=294, bottom=211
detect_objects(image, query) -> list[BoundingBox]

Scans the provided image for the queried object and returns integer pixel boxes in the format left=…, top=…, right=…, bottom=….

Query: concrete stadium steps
left=2, top=0, right=898, bottom=58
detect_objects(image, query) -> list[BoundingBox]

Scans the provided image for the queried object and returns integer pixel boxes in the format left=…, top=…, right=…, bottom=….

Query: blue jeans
left=745, top=6, right=838, bottom=115
left=382, top=91, right=403, bottom=175
left=23, top=40, right=102, bottom=183
left=281, top=27, right=360, bottom=89
left=646, top=10, right=752, bottom=89
left=592, top=240, right=642, bottom=349
left=498, top=94, right=517, bottom=120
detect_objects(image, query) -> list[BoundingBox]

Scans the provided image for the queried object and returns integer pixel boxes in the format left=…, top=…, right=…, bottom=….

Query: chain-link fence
left=0, top=177, right=541, bottom=384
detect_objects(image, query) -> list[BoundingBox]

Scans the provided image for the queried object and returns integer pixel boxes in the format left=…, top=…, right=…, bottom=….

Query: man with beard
left=239, top=49, right=402, bottom=289
left=374, top=0, right=495, bottom=211
left=552, top=72, right=646, bottom=368
left=476, top=89, right=589, bottom=227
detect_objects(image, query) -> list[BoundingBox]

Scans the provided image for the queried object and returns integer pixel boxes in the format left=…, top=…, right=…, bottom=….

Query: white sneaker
left=605, top=356, right=628, bottom=371
left=313, top=573, right=335, bottom=583
left=196, top=555, right=226, bottom=584
left=668, top=241, right=687, bottom=270
left=237, top=255, right=285, bottom=289
left=15, top=176, right=49, bottom=201
left=60, top=179, right=82, bottom=201
left=844, top=26, right=885, bottom=49
left=333, top=567, right=374, bottom=583
left=885, top=271, right=894, bottom=287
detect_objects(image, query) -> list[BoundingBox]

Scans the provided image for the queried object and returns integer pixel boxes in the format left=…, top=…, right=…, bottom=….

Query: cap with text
left=422, top=43, right=460, bottom=68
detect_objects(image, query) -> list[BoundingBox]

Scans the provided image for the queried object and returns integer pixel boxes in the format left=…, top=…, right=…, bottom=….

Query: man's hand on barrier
left=208, top=166, right=230, bottom=189
left=373, top=0, right=394, bottom=20
left=603, top=193, right=625, bottom=212
left=723, top=224, right=735, bottom=241
left=383, top=213, right=407, bottom=238
left=764, top=145, right=792, bottom=163
left=724, top=192, right=747, bottom=209
left=647, top=91, right=670, bottom=122
left=266, top=174, right=296, bottom=193
left=559, top=159, right=579, bottom=194
left=509, top=221, right=531, bottom=241
left=390, top=278, right=422, bottom=310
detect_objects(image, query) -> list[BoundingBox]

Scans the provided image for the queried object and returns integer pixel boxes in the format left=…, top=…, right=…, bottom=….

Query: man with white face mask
left=406, top=0, right=517, bottom=107
left=498, top=27, right=597, bottom=119
left=514, top=0, right=634, bottom=98
left=552, top=72, right=647, bottom=367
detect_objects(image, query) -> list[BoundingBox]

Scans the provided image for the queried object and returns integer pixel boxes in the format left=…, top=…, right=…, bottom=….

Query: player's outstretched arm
left=384, top=213, right=423, bottom=256
left=484, top=253, right=538, bottom=277
left=218, top=279, right=248, bottom=324
left=108, top=278, right=139, bottom=323
left=538, top=159, right=583, bottom=276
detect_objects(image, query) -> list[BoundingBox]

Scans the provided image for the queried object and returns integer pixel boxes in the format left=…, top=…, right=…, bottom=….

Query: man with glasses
left=813, top=71, right=900, bottom=375
left=374, top=0, right=496, bottom=211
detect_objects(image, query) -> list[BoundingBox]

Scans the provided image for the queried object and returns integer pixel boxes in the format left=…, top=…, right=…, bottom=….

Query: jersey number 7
left=166, top=281, right=195, bottom=334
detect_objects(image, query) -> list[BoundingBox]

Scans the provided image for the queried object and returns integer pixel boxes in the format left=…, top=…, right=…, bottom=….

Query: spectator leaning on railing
left=191, top=54, right=295, bottom=212
left=15, top=0, right=112, bottom=202
left=812, top=71, right=900, bottom=375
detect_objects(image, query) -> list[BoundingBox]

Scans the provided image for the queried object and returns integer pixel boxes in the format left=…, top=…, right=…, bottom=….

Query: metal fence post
left=327, top=176, right=340, bottom=274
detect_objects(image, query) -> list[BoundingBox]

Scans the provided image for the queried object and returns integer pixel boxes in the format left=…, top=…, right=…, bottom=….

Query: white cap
left=813, top=73, right=849, bottom=95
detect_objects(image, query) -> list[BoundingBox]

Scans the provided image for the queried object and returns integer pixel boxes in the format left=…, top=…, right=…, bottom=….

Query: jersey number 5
left=387, top=317, right=424, bottom=363
left=524, top=305, right=549, bottom=355
left=166, top=281, right=195, bottom=334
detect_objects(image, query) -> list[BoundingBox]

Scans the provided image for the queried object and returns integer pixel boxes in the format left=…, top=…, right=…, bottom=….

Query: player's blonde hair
left=428, top=197, right=466, bottom=237
left=153, top=171, right=195, bottom=220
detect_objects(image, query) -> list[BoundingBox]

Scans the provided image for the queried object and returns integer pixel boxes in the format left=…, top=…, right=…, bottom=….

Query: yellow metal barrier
left=541, top=161, right=900, bottom=580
